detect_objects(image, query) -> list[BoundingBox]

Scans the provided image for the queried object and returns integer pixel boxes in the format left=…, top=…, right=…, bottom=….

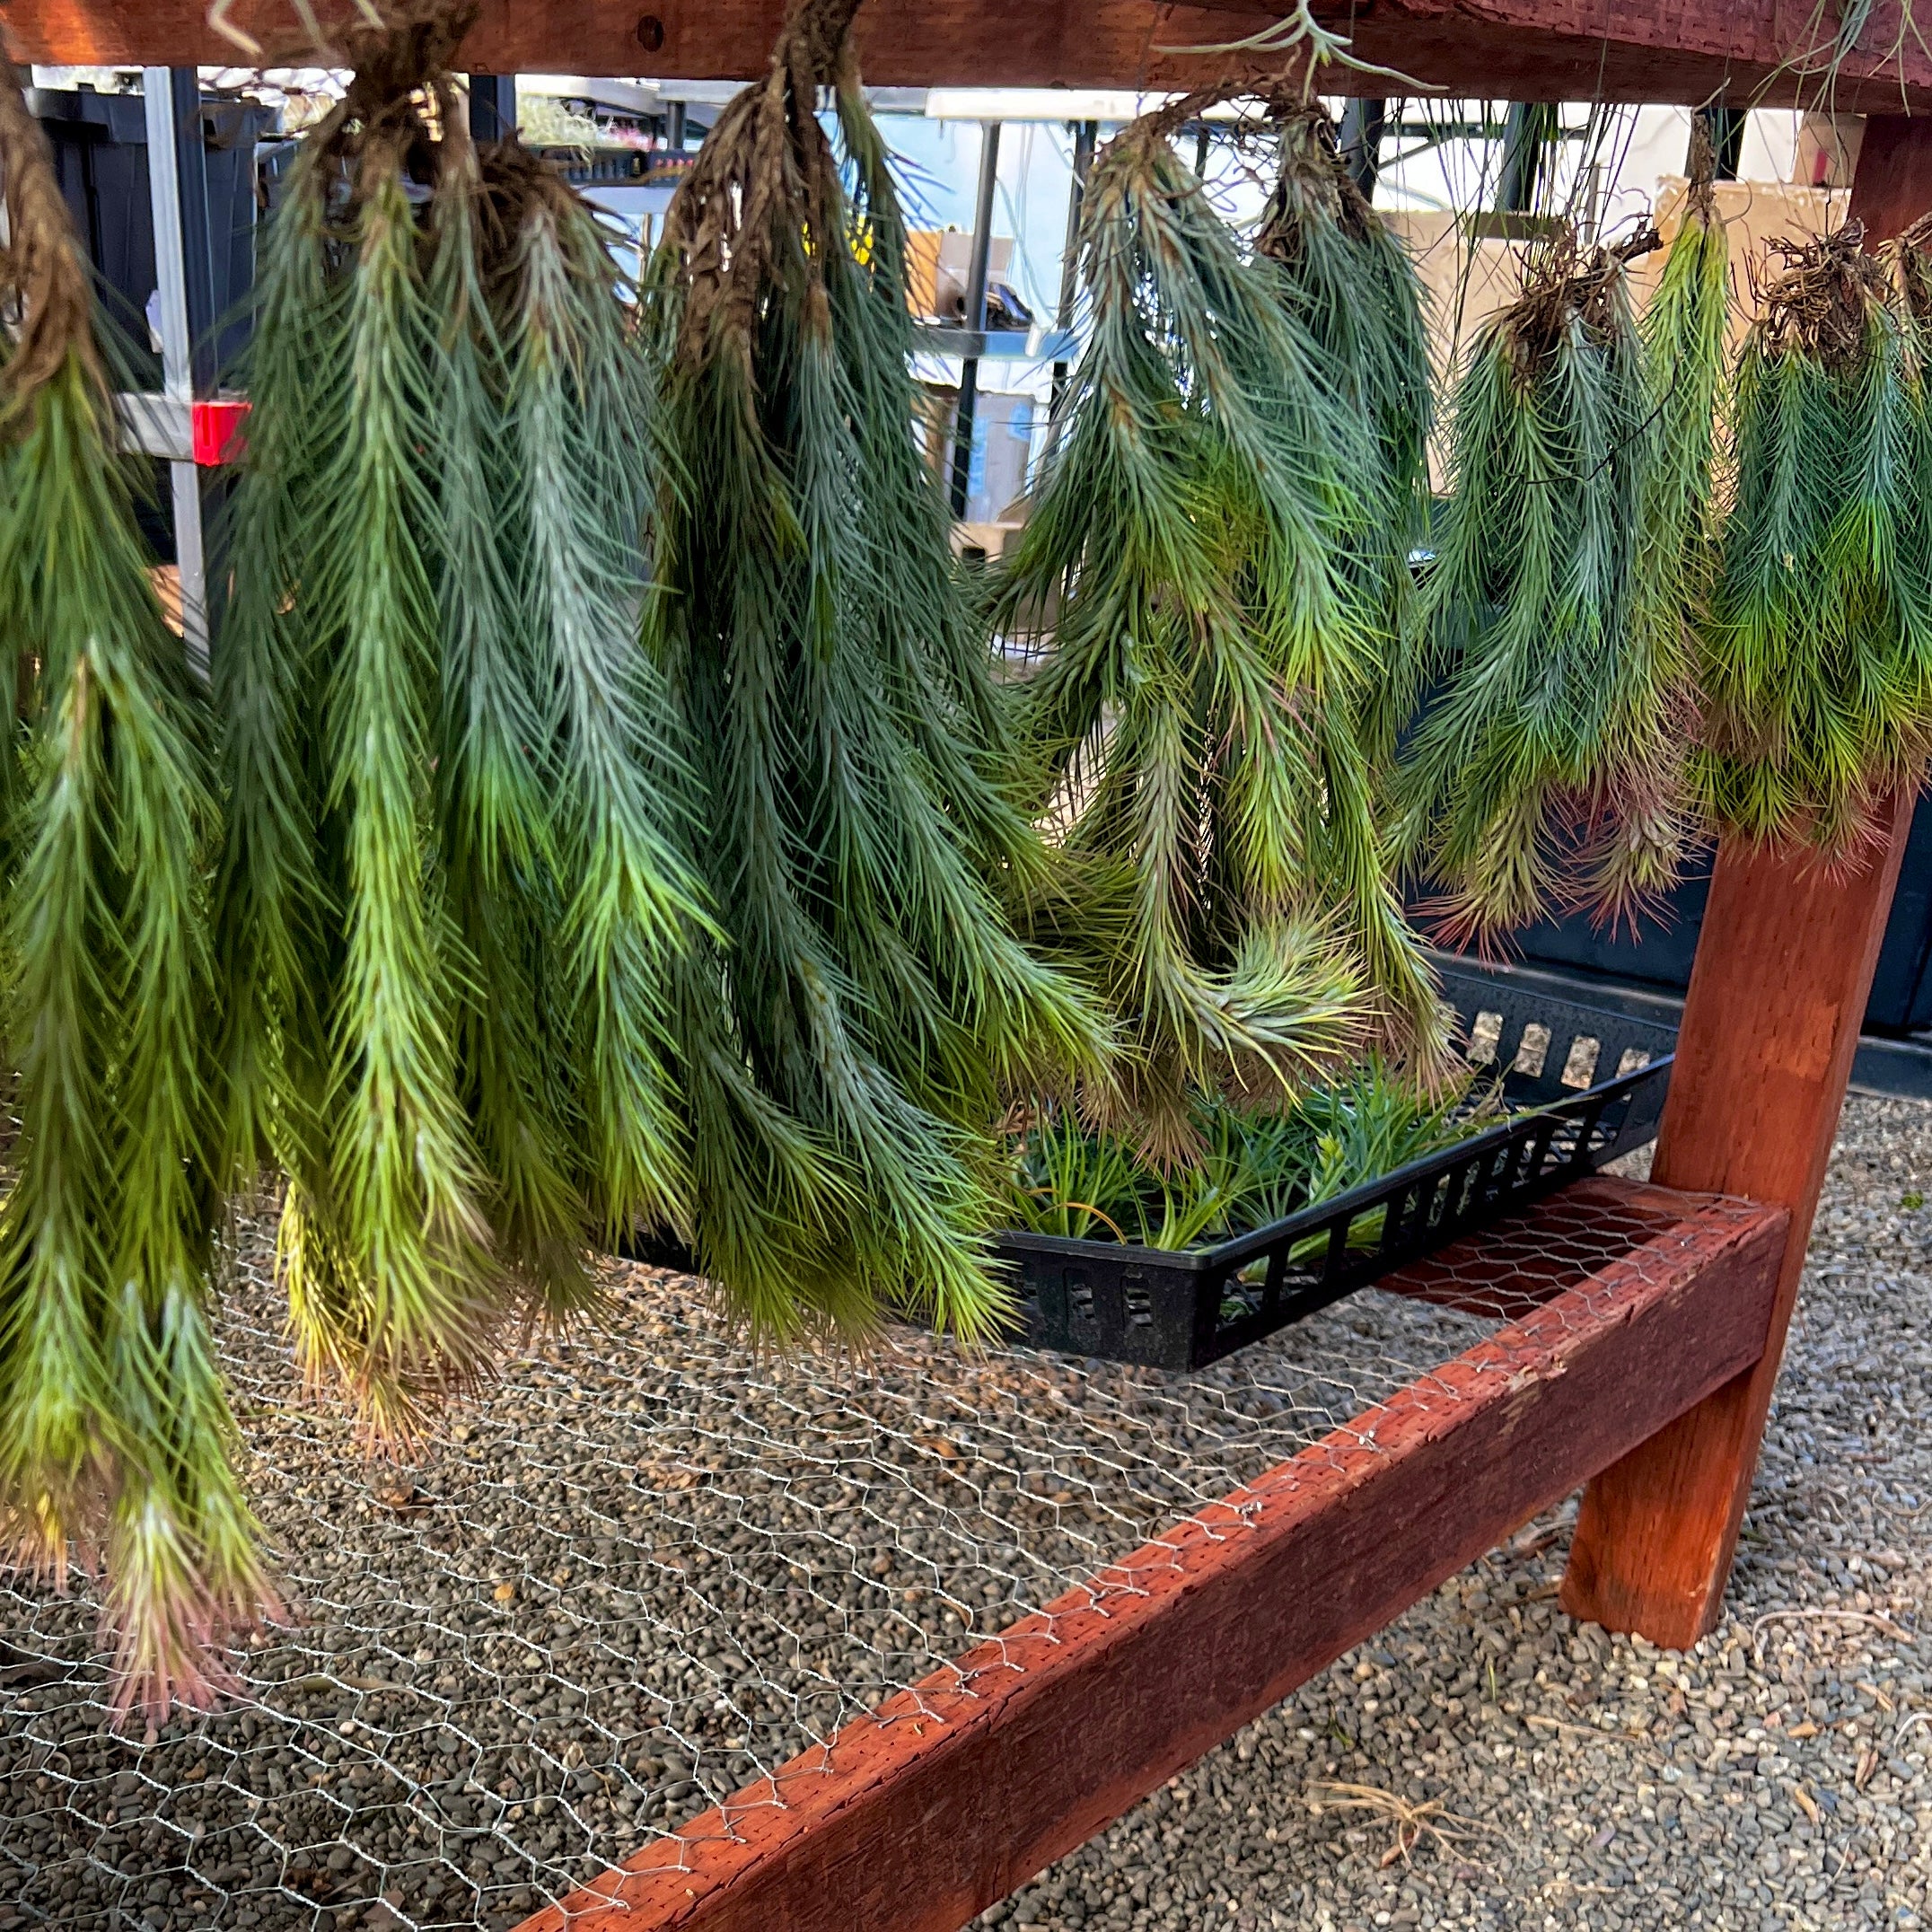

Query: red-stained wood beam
left=518, top=1181, right=1785, bottom=1932
left=1559, top=119, right=1932, bottom=1652
left=1559, top=799, right=1916, bottom=1645
left=6, top=0, right=1932, bottom=109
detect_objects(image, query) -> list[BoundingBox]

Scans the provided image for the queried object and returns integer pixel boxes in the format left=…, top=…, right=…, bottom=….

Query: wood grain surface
left=1560, top=797, right=1916, bottom=1646
left=5, top=0, right=1932, bottom=109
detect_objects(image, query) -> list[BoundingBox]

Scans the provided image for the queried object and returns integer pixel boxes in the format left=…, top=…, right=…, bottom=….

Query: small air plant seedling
left=997, top=100, right=1444, bottom=1162
left=1399, top=223, right=1671, bottom=943
left=1003, top=1058, right=1480, bottom=1254
left=1697, top=220, right=1932, bottom=851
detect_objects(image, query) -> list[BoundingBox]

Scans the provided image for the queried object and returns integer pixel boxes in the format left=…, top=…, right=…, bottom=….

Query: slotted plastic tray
left=995, top=979, right=1676, bottom=1370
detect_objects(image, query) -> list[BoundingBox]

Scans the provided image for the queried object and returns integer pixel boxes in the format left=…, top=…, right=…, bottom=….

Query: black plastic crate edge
left=993, top=1056, right=1672, bottom=1369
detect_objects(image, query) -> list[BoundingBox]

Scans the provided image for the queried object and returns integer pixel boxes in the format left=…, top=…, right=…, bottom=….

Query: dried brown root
left=663, top=0, right=867, bottom=369
left=1499, top=223, right=1660, bottom=381
left=1753, top=220, right=1890, bottom=371
left=0, top=61, right=101, bottom=419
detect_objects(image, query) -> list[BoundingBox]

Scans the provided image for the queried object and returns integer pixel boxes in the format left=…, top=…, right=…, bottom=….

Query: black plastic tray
left=994, top=1007, right=1673, bottom=1372
left=625, top=979, right=1675, bottom=1372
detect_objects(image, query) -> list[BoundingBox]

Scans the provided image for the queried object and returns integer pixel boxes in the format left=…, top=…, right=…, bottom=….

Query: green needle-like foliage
left=0, top=66, right=268, bottom=1717
left=487, top=146, right=705, bottom=1253
left=645, top=0, right=1111, bottom=1341
left=219, top=48, right=505, bottom=1441
left=1399, top=233, right=1660, bottom=941
left=426, top=142, right=587, bottom=1321
left=1593, top=161, right=1729, bottom=918
left=1698, top=222, right=1932, bottom=848
left=469, top=139, right=844, bottom=1339
left=1004, top=1058, right=1479, bottom=1251
left=217, top=16, right=738, bottom=1422
left=1254, top=106, right=1433, bottom=766
left=996, top=104, right=1441, bottom=1158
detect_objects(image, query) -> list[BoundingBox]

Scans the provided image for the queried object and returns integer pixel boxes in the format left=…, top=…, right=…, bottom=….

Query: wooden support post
left=1559, top=116, right=1932, bottom=1647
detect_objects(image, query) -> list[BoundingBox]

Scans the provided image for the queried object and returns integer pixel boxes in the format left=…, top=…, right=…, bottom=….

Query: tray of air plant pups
left=996, top=974, right=1676, bottom=1371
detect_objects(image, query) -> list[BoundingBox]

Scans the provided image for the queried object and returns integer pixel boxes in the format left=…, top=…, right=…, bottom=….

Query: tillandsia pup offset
left=644, top=0, right=1112, bottom=1340
left=0, top=64, right=268, bottom=1716
left=1397, top=220, right=1683, bottom=942
left=995, top=98, right=1444, bottom=1161
left=1698, top=219, right=1932, bottom=849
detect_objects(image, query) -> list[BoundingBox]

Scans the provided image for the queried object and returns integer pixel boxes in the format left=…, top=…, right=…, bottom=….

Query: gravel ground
left=1, top=1215, right=1497, bottom=1931
left=4, top=1095, right=1928, bottom=1932
left=985, top=1093, right=1932, bottom=1932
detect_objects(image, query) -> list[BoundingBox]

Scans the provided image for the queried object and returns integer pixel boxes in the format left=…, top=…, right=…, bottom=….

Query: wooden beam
left=516, top=1182, right=1784, bottom=1932
left=8, top=0, right=1932, bottom=108
left=1559, top=799, right=1915, bottom=1645
left=1559, top=116, right=1932, bottom=1650
left=1844, top=115, right=1932, bottom=239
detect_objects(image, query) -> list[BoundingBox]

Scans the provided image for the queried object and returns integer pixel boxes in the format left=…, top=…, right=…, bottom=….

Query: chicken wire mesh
left=0, top=1181, right=1727, bottom=1932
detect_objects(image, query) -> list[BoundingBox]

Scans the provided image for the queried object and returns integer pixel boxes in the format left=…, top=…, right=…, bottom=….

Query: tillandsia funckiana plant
left=643, top=0, right=1112, bottom=1341
left=1600, top=136, right=1731, bottom=915
left=994, top=100, right=1444, bottom=1161
left=217, top=13, right=571, bottom=1443
left=0, top=65, right=268, bottom=1715
left=1397, top=218, right=1701, bottom=942
left=222, top=7, right=860, bottom=1406
left=1253, top=104, right=1434, bottom=767
left=1697, top=220, right=1932, bottom=849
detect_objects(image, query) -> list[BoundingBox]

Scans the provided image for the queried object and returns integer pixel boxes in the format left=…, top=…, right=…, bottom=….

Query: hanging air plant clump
left=1697, top=221, right=1932, bottom=848
left=218, top=8, right=751, bottom=1429
left=0, top=65, right=268, bottom=1717
left=218, top=17, right=533, bottom=1440
left=645, top=0, right=1111, bottom=1339
left=1601, top=144, right=1730, bottom=915
left=1253, top=104, right=1433, bottom=760
left=1399, top=225, right=1673, bottom=941
left=996, top=103, right=1444, bottom=1161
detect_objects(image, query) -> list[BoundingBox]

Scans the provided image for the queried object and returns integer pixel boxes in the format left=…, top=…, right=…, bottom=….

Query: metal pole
left=145, top=66, right=212, bottom=677
left=1049, top=119, right=1096, bottom=420
left=1338, top=97, right=1388, bottom=199
left=1497, top=101, right=1553, bottom=214
left=1696, top=103, right=1744, bottom=180
left=948, top=119, right=1001, bottom=521
left=468, top=74, right=516, bottom=143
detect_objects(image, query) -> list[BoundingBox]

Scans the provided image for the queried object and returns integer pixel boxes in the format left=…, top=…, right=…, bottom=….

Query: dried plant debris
left=995, top=102, right=1443, bottom=1163
left=0, top=63, right=267, bottom=1718
left=1698, top=219, right=1932, bottom=849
